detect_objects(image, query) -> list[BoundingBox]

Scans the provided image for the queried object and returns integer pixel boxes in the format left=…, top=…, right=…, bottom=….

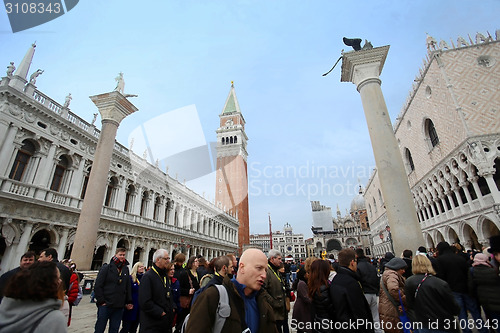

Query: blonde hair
left=304, top=256, right=318, bottom=273
left=131, top=262, right=144, bottom=283
left=412, top=255, right=436, bottom=275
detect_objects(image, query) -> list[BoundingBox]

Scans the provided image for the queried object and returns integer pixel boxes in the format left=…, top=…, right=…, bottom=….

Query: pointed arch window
left=234, top=136, right=237, bottom=143
left=9, top=140, right=36, bottom=181
left=230, top=137, right=233, bottom=144
left=425, top=119, right=439, bottom=147
left=50, top=156, right=69, bottom=192
left=405, top=148, right=415, bottom=173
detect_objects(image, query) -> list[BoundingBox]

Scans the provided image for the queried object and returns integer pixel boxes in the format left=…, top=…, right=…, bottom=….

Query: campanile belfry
left=215, top=82, right=249, bottom=255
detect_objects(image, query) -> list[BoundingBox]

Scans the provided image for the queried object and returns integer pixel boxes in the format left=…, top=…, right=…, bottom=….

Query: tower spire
left=9, top=42, right=36, bottom=91
left=221, top=81, right=242, bottom=115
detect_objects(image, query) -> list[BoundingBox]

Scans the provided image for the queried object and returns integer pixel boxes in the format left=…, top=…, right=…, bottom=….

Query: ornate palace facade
left=367, top=31, right=500, bottom=256
left=0, top=44, right=238, bottom=273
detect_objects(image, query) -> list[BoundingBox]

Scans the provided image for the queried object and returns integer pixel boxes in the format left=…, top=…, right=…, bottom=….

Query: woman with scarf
left=120, top=262, right=145, bottom=333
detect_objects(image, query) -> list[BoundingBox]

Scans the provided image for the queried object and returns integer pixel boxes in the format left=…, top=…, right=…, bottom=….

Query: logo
left=4, top=0, right=79, bottom=33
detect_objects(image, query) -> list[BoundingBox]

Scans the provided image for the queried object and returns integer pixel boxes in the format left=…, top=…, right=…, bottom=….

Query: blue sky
left=1, top=1, right=499, bottom=237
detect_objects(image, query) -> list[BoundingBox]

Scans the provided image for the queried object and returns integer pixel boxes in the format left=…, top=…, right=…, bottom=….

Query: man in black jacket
left=331, top=248, right=374, bottom=333
left=94, top=247, right=133, bottom=333
left=435, top=242, right=487, bottom=333
left=0, top=251, right=35, bottom=302
left=356, top=248, right=382, bottom=333
left=139, top=248, right=174, bottom=333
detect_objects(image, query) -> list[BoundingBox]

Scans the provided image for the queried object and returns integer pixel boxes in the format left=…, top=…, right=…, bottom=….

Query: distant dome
left=350, top=186, right=365, bottom=213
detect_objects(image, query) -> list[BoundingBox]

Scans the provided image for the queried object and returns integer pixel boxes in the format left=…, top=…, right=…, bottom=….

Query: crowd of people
left=0, top=235, right=499, bottom=333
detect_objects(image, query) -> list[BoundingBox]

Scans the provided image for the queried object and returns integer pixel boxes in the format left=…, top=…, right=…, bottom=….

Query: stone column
left=128, top=237, right=137, bottom=265
left=107, top=234, right=119, bottom=263
left=483, top=174, right=500, bottom=202
left=72, top=91, right=137, bottom=269
left=158, top=197, right=166, bottom=222
left=33, top=143, right=57, bottom=188
left=0, top=123, right=19, bottom=176
left=14, top=221, right=34, bottom=262
left=340, top=45, right=424, bottom=256
left=469, top=177, right=485, bottom=206
left=57, top=227, right=69, bottom=259
left=67, top=157, right=86, bottom=197
left=459, top=182, right=473, bottom=206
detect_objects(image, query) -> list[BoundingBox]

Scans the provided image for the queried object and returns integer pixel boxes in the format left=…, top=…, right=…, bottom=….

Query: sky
left=1, top=1, right=499, bottom=238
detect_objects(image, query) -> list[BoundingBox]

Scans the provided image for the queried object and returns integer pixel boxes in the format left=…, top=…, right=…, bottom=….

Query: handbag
left=180, top=273, right=194, bottom=309
left=381, top=279, right=413, bottom=333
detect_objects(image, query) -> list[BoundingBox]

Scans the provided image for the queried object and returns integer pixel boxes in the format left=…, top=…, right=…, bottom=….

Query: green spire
left=221, top=81, right=241, bottom=115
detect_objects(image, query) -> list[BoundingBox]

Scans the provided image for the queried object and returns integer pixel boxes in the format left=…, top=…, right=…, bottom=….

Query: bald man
left=186, top=248, right=278, bottom=333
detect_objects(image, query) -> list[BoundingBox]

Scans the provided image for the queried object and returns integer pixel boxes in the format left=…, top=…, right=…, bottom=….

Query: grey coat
left=0, top=297, right=67, bottom=333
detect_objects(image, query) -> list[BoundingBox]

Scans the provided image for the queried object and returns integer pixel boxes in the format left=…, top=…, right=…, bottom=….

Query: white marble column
left=33, top=143, right=57, bottom=188
left=484, top=174, right=500, bottom=202
left=115, top=177, right=127, bottom=212
left=133, top=186, right=143, bottom=216
left=340, top=45, right=424, bottom=255
left=127, top=238, right=137, bottom=265
left=72, top=91, right=137, bottom=270
left=67, top=157, right=87, bottom=197
left=469, top=177, right=486, bottom=206
left=106, top=234, right=119, bottom=263
left=57, top=227, right=70, bottom=259
left=158, top=197, right=166, bottom=222
left=14, top=221, right=34, bottom=262
left=0, top=123, right=19, bottom=176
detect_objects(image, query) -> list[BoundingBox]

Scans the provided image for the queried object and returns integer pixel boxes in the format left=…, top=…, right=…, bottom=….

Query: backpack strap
left=214, top=284, right=230, bottom=333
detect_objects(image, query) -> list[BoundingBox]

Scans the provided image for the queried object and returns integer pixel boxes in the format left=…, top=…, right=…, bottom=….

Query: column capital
left=89, top=91, right=138, bottom=125
left=341, top=45, right=390, bottom=87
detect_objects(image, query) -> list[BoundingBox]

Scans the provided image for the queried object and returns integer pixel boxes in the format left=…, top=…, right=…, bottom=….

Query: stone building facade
left=366, top=31, right=500, bottom=256
left=0, top=44, right=238, bottom=273
left=250, top=223, right=306, bottom=260
left=310, top=187, right=372, bottom=258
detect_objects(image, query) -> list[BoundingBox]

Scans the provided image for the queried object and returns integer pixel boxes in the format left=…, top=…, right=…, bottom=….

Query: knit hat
left=472, top=253, right=492, bottom=267
left=488, top=235, right=500, bottom=253
left=384, top=252, right=395, bottom=260
left=385, top=257, right=408, bottom=270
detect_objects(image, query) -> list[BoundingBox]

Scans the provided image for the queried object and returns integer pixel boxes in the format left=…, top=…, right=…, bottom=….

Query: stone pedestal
left=341, top=45, right=424, bottom=256
left=71, top=91, right=137, bottom=270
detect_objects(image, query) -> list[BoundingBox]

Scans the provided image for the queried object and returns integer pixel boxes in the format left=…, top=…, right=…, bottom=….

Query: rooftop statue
left=6, top=62, right=15, bottom=77
left=29, top=69, right=44, bottom=84
left=63, top=93, right=72, bottom=108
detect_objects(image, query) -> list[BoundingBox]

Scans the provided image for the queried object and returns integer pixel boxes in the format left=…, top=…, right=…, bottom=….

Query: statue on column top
left=29, top=69, right=44, bottom=84
left=114, top=72, right=125, bottom=93
left=6, top=62, right=15, bottom=77
left=63, top=93, right=72, bottom=108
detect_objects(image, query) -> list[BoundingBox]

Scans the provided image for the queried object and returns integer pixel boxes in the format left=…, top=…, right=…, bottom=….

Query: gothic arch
left=478, top=215, right=500, bottom=240
left=326, top=239, right=342, bottom=251
left=424, top=233, right=434, bottom=249
left=444, top=225, right=460, bottom=244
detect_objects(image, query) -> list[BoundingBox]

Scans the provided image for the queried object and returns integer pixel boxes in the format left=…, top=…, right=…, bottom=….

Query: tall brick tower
left=215, top=82, right=249, bottom=255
